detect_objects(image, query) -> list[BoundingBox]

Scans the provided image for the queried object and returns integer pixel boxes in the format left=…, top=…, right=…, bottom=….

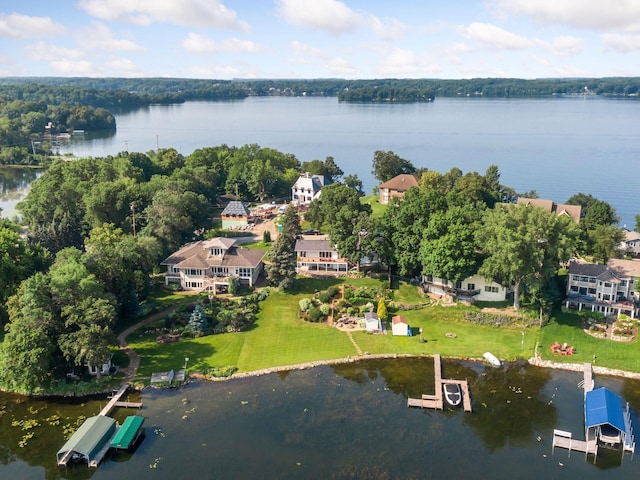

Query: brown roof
left=392, top=315, right=408, bottom=325
left=517, top=198, right=581, bottom=223
left=607, top=258, right=640, bottom=278
left=568, top=258, right=640, bottom=280
left=161, top=238, right=266, bottom=269
left=379, top=174, right=419, bottom=191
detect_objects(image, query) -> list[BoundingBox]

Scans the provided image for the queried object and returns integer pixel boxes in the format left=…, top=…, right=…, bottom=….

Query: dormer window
left=210, top=248, right=224, bottom=256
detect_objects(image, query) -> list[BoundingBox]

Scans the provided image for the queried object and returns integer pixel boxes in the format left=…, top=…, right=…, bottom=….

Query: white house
left=364, top=312, right=381, bottom=332
left=391, top=315, right=410, bottom=336
left=161, top=237, right=266, bottom=292
left=294, top=235, right=349, bottom=273
left=565, top=258, right=640, bottom=318
left=292, top=173, right=325, bottom=205
left=620, top=230, right=640, bottom=256
left=421, top=274, right=508, bottom=303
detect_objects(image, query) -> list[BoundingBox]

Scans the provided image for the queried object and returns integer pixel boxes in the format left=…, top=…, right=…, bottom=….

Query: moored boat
left=483, top=352, right=501, bottom=367
left=443, top=383, right=462, bottom=406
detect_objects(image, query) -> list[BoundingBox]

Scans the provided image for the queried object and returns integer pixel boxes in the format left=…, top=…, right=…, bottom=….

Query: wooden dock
left=552, top=429, right=598, bottom=457
left=98, top=384, right=141, bottom=416
left=407, top=354, right=472, bottom=412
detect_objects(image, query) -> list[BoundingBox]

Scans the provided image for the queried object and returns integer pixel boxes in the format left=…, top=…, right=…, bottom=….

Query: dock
left=407, top=354, right=472, bottom=412
left=552, top=429, right=598, bottom=457
left=98, top=384, right=142, bottom=416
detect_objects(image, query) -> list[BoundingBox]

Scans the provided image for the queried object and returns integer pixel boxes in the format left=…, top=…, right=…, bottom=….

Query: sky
left=2, top=0, right=640, bottom=79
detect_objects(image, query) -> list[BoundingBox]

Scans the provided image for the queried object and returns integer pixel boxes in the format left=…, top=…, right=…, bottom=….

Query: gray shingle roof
left=221, top=201, right=250, bottom=217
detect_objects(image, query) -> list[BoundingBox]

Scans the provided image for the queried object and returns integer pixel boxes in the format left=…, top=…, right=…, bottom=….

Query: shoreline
left=189, top=352, right=640, bottom=383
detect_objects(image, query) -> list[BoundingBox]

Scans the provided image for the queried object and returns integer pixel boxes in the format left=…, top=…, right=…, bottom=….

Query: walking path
left=345, top=330, right=363, bottom=356
left=117, top=303, right=194, bottom=381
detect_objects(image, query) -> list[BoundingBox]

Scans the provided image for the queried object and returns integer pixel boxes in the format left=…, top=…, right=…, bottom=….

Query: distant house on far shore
left=378, top=174, right=418, bottom=204
left=516, top=197, right=581, bottom=223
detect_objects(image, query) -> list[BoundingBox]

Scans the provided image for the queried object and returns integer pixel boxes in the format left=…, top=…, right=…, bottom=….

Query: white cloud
left=105, top=57, right=145, bottom=76
left=78, top=0, right=250, bottom=30
left=26, top=41, right=85, bottom=62
left=0, top=13, right=65, bottom=38
left=368, top=16, right=408, bottom=41
left=291, top=40, right=329, bottom=58
left=181, top=33, right=267, bottom=53
left=536, top=35, right=585, bottom=56
left=492, top=0, right=640, bottom=32
left=189, top=64, right=258, bottom=78
left=323, top=57, right=356, bottom=75
left=78, top=22, right=145, bottom=51
left=276, top=0, right=360, bottom=34
left=602, top=33, right=640, bottom=53
left=48, top=59, right=99, bottom=76
left=375, top=48, right=442, bottom=76
left=461, top=22, right=533, bottom=50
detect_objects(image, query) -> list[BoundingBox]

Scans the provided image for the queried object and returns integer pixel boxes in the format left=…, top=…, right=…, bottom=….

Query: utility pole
left=130, top=202, right=136, bottom=237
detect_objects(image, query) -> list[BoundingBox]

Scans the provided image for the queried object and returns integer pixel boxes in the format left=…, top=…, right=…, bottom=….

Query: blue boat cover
left=585, top=387, right=626, bottom=432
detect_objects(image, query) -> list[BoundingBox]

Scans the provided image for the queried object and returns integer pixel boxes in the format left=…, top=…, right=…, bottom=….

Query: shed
left=364, top=312, right=381, bottom=332
left=57, top=415, right=116, bottom=466
left=110, top=416, right=145, bottom=450
left=391, top=315, right=410, bottom=336
left=585, top=387, right=626, bottom=444
left=221, top=201, right=250, bottom=229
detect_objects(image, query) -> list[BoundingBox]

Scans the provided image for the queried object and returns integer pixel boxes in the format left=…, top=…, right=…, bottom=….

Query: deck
left=552, top=429, right=598, bottom=456
left=407, top=354, right=472, bottom=412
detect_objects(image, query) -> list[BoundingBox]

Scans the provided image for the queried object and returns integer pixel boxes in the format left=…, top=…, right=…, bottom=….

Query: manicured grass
left=361, top=194, right=387, bottom=219
left=538, top=310, right=640, bottom=372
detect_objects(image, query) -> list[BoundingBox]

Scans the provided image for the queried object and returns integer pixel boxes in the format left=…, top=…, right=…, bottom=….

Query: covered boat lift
left=585, top=387, right=635, bottom=451
left=57, top=415, right=116, bottom=467
left=110, top=415, right=145, bottom=450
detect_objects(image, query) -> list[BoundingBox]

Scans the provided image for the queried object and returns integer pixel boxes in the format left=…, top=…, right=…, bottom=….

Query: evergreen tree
left=377, top=297, right=388, bottom=322
left=266, top=205, right=299, bottom=291
left=188, top=304, right=208, bottom=335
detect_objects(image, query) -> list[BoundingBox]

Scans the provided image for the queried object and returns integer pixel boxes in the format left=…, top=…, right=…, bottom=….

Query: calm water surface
left=55, top=95, right=640, bottom=227
left=2, top=358, right=640, bottom=479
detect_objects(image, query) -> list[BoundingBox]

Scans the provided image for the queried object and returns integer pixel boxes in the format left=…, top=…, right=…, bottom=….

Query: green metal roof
left=110, top=415, right=145, bottom=449
left=57, top=415, right=116, bottom=463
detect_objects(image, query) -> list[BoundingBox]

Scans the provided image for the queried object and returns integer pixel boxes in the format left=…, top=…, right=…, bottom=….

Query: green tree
left=300, top=156, right=344, bottom=183
left=476, top=203, right=580, bottom=310
left=188, top=304, right=208, bottom=336
left=266, top=205, right=300, bottom=291
left=588, top=224, right=625, bottom=263
left=371, top=150, right=416, bottom=183
left=377, top=297, right=388, bottom=322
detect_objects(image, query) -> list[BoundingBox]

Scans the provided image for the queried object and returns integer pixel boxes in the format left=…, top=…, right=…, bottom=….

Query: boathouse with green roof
left=56, top=415, right=116, bottom=467
left=110, top=415, right=145, bottom=450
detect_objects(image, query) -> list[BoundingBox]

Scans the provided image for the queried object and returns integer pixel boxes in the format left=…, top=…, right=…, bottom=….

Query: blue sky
left=2, top=0, right=640, bottom=79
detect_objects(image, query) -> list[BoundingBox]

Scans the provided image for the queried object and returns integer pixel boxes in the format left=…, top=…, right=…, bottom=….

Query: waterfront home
left=292, top=172, right=325, bottom=205
left=565, top=258, right=640, bottom=318
left=620, top=229, right=640, bottom=256
left=391, top=315, right=410, bottom=336
left=161, top=237, right=266, bottom=292
left=221, top=201, right=251, bottom=229
left=294, top=235, right=349, bottom=273
left=378, top=174, right=418, bottom=205
left=516, top=197, right=582, bottom=223
left=421, top=273, right=509, bottom=303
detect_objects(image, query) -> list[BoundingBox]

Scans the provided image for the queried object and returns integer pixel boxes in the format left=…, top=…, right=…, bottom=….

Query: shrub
left=318, top=291, right=332, bottom=303
left=319, top=303, right=331, bottom=316
left=327, top=285, right=340, bottom=298
left=208, top=366, right=238, bottom=378
left=299, top=298, right=312, bottom=312
left=308, top=306, right=324, bottom=322
left=188, top=305, right=208, bottom=335
left=263, top=230, right=271, bottom=243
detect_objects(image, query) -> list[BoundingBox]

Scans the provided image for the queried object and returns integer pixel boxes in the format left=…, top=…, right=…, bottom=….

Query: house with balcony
left=378, top=174, right=419, bottom=205
left=161, top=237, right=266, bottom=292
left=292, top=173, right=325, bottom=205
left=565, top=258, right=640, bottom=318
left=421, top=274, right=509, bottom=303
left=294, top=235, right=349, bottom=273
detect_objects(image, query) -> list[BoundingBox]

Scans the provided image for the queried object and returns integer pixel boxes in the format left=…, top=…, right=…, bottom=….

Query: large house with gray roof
left=294, top=235, right=349, bottom=273
left=292, top=173, right=325, bottom=205
left=565, top=258, right=640, bottom=318
left=161, top=237, right=266, bottom=292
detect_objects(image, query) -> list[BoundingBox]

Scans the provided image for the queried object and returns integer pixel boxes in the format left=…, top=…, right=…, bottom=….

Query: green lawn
left=361, top=194, right=387, bottom=219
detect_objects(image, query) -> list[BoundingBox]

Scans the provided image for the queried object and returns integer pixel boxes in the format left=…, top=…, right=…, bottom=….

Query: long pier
left=407, top=354, right=472, bottom=412
left=98, top=384, right=142, bottom=417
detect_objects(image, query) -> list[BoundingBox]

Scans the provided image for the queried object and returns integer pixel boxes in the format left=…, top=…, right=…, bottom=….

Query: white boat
left=483, top=352, right=501, bottom=367
left=443, top=383, right=462, bottom=406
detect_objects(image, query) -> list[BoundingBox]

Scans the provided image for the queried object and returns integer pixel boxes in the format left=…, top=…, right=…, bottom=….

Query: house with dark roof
left=161, top=237, right=266, bottom=292
left=378, top=174, right=418, bottom=204
left=516, top=197, right=582, bottom=223
left=294, top=235, right=349, bottom=273
left=292, top=173, right=325, bottom=205
left=221, top=201, right=251, bottom=229
left=565, top=258, right=640, bottom=318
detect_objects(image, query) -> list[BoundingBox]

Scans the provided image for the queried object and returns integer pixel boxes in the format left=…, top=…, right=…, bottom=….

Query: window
left=484, top=286, right=499, bottom=293
left=237, top=268, right=251, bottom=278
left=320, top=251, right=332, bottom=258
left=425, top=275, right=433, bottom=282
left=604, top=282, right=612, bottom=288
left=210, top=248, right=224, bottom=256
left=467, top=283, right=475, bottom=290
left=580, top=276, right=590, bottom=282
left=187, top=269, right=202, bottom=276
left=620, top=280, right=627, bottom=286
left=455, top=281, right=462, bottom=289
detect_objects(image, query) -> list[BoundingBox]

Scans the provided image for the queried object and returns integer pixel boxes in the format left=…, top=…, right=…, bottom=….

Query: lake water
left=49, top=95, right=640, bottom=228
left=2, top=358, right=640, bottom=479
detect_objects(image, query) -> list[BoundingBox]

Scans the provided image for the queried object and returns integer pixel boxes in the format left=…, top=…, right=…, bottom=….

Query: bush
left=263, top=230, right=271, bottom=243
left=318, top=291, right=332, bottom=303
left=319, top=303, right=331, bottom=315
left=327, top=286, right=340, bottom=298
left=308, top=306, right=324, bottom=322
left=299, top=298, right=312, bottom=312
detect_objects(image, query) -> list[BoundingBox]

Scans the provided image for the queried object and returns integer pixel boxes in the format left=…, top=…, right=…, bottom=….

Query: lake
left=2, top=358, right=640, bottom=479
left=48, top=95, right=640, bottom=228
